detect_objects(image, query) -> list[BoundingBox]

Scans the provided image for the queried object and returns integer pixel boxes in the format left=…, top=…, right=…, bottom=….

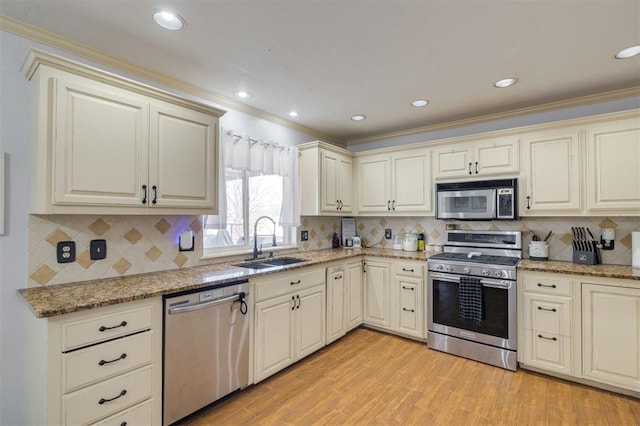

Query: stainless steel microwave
left=435, top=178, right=517, bottom=220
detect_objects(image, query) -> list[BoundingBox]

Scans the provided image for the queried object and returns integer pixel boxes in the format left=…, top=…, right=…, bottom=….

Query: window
left=204, top=130, right=300, bottom=255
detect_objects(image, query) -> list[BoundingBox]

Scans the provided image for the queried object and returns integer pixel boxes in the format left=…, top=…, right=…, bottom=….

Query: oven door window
left=432, top=278, right=509, bottom=339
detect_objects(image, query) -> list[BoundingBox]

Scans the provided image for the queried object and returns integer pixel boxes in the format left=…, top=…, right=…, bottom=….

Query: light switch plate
left=90, top=239, right=107, bottom=260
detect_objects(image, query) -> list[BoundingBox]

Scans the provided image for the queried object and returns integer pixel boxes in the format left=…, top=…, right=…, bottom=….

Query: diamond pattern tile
left=29, top=265, right=57, bottom=286
left=124, top=228, right=143, bottom=245
left=45, top=229, right=71, bottom=247
left=173, top=253, right=188, bottom=268
left=76, top=251, right=94, bottom=270
left=155, top=219, right=172, bottom=234
left=146, top=246, right=162, bottom=262
left=89, top=218, right=111, bottom=236
left=113, top=258, right=132, bottom=275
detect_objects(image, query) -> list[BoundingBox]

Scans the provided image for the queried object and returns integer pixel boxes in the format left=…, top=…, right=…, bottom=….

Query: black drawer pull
left=98, top=389, right=127, bottom=405
left=334, top=275, right=343, bottom=280
left=99, top=321, right=127, bottom=332
left=291, top=296, right=295, bottom=311
left=151, top=185, right=158, bottom=205
left=290, top=280, right=301, bottom=285
left=537, top=306, right=557, bottom=312
left=537, top=283, right=557, bottom=289
left=98, top=353, right=127, bottom=366
left=537, top=334, right=557, bottom=341
left=402, top=286, right=414, bottom=290
left=141, top=185, right=147, bottom=204
left=402, top=308, right=415, bottom=312
left=121, top=422, right=127, bottom=426
left=402, top=268, right=414, bottom=272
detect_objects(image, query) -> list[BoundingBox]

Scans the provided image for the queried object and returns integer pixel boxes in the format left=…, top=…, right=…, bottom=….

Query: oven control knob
left=463, top=267, right=471, bottom=274
left=494, top=271, right=503, bottom=278
left=445, top=265, right=453, bottom=272
left=482, top=269, right=490, bottom=276
left=436, top=264, right=444, bottom=271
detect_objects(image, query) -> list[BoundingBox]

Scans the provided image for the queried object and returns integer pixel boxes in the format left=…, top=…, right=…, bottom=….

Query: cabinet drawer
left=63, top=331, right=153, bottom=393
left=523, top=329, right=572, bottom=375
left=394, top=262, right=424, bottom=278
left=522, top=274, right=572, bottom=296
left=91, top=399, right=153, bottom=426
left=62, top=306, right=153, bottom=351
left=63, top=366, right=152, bottom=426
left=254, top=268, right=325, bottom=302
left=524, top=294, right=571, bottom=336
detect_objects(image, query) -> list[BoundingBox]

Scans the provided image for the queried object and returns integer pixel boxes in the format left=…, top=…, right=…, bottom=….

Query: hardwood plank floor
left=179, top=328, right=640, bottom=425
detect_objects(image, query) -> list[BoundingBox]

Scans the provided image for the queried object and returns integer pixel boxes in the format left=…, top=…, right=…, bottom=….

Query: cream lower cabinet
left=518, top=271, right=579, bottom=376
left=24, top=50, right=224, bottom=215
left=326, top=261, right=364, bottom=344
left=363, top=258, right=391, bottom=328
left=253, top=267, right=326, bottom=383
left=582, top=281, right=640, bottom=392
left=390, top=261, right=424, bottom=339
left=357, top=149, right=431, bottom=215
left=585, top=117, right=640, bottom=215
left=26, top=298, right=162, bottom=426
left=520, top=129, right=583, bottom=215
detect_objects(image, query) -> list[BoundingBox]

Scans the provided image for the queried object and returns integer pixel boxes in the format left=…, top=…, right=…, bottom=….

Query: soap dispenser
left=332, top=233, right=340, bottom=248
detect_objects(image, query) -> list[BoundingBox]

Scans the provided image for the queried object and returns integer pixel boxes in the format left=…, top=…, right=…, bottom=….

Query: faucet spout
left=253, top=216, right=277, bottom=259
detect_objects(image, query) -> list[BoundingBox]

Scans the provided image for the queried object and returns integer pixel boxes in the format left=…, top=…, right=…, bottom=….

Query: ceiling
left=1, top=1, right=639, bottom=143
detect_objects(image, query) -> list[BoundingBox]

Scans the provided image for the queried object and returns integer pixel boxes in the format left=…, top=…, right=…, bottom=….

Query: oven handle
left=429, top=272, right=512, bottom=289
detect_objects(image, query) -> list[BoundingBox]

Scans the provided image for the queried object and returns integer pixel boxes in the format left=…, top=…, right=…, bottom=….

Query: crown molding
left=347, top=86, right=640, bottom=146
left=0, top=14, right=346, bottom=146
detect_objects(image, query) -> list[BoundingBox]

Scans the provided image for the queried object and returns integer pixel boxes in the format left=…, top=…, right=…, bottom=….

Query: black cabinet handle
left=387, top=200, right=391, bottom=211
left=402, top=285, right=414, bottom=290
left=475, top=161, right=479, bottom=174
left=468, top=162, right=472, bottom=175
left=296, top=295, right=301, bottom=309
left=99, top=321, right=127, bottom=332
left=363, top=262, right=367, bottom=273
left=98, top=389, right=127, bottom=405
left=290, top=280, right=301, bottom=286
left=526, top=196, right=531, bottom=210
left=121, top=422, right=127, bottom=426
left=402, top=308, right=415, bottom=312
left=141, top=185, right=147, bottom=204
left=151, top=185, right=157, bottom=205
left=537, top=306, right=557, bottom=312
left=537, top=334, right=557, bottom=341
left=334, top=275, right=343, bottom=280
left=336, top=200, right=340, bottom=210
left=402, top=268, right=414, bottom=272
left=98, top=353, right=127, bottom=366
left=537, top=283, right=557, bottom=289
left=338, top=200, right=343, bottom=210
left=392, top=200, right=396, bottom=210
left=291, top=296, right=295, bottom=311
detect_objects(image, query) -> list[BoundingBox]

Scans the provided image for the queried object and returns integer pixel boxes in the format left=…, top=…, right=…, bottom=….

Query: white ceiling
left=1, top=0, right=639, bottom=143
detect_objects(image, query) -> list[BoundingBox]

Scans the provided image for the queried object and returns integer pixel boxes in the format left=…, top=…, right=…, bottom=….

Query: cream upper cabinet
left=585, top=117, right=640, bottom=214
left=23, top=50, right=225, bottom=215
left=357, top=148, right=431, bottom=214
left=582, top=281, right=640, bottom=392
left=299, top=141, right=354, bottom=215
left=520, top=129, right=582, bottom=215
left=433, top=137, right=519, bottom=180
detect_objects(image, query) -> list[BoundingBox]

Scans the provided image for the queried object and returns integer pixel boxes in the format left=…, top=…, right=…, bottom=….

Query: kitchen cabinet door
left=326, top=267, right=346, bottom=344
left=357, top=155, right=391, bottom=212
left=149, top=103, right=218, bottom=210
left=432, top=145, right=474, bottom=179
left=254, top=294, right=296, bottom=382
left=52, top=76, right=150, bottom=208
left=582, top=283, right=640, bottom=392
left=586, top=117, right=640, bottom=214
left=391, top=149, right=431, bottom=213
left=346, top=261, right=364, bottom=330
left=473, top=138, right=519, bottom=176
left=396, top=277, right=423, bottom=338
left=295, top=284, right=326, bottom=360
left=320, top=151, right=353, bottom=213
left=363, top=259, right=391, bottom=328
left=520, top=130, right=582, bottom=215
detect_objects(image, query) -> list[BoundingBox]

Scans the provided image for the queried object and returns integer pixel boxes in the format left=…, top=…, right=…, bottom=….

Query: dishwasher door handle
left=168, top=293, right=244, bottom=315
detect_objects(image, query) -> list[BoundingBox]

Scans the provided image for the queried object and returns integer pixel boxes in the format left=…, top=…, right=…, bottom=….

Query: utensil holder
left=529, top=241, right=549, bottom=261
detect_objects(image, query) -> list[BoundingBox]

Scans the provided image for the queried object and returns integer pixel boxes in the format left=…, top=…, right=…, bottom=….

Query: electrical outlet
left=90, top=239, right=107, bottom=260
left=57, top=241, right=76, bottom=263
left=385, top=229, right=392, bottom=239
left=301, top=230, right=309, bottom=241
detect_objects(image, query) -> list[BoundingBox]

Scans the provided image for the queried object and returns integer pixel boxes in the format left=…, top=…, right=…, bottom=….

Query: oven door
left=436, top=189, right=496, bottom=220
left=427, top=271, right=516, bottom=350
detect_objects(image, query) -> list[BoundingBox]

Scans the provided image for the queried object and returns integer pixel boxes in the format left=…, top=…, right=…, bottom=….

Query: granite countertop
left=18, top=247, right=429, bottom=318
left=518, top=259, right=640, bottom=281
left=19, top=248, right=638, bottom=319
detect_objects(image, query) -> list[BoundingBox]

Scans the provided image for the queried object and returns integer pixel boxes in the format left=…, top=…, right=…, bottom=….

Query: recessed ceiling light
left=411, top=99, right=429, bottom=107
left=494, top=78, right=518, bottom=88
left=615, top=45, right=640, bottom=59
left=351, top=114, right=366, bottom=121
left=235, top=91, right=250, bottom=99
left=288, top=111, right=299, bottom=118
left=152, top=11, right=184, bottom=31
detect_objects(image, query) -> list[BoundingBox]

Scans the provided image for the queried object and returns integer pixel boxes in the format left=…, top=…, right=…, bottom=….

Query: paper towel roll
left=633, top=231, right=640, bottom=268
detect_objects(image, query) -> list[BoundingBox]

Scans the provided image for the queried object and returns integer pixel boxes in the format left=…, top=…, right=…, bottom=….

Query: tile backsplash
left=28, top=214, right=639, bottom=287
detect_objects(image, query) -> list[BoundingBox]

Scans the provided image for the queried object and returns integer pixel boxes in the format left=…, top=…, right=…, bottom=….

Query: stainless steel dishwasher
left=163, top=280, right=250, bottom=425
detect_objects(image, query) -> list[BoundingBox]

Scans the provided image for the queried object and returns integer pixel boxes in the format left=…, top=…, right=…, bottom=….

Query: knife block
left=572, top=249, right=598, bottom=265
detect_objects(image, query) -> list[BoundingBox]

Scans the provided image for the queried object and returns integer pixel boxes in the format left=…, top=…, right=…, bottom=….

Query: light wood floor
left=180, top=328, right=640, bottom=425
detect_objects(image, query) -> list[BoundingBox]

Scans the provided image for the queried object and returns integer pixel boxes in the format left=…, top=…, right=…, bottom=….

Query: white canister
left=632, top=231, right=640, bottom=268
left=529, top=241, right=549, bottom=260
left=403, top=233, right=417, bottom=251
left=392, top=234, right=404, bottom=250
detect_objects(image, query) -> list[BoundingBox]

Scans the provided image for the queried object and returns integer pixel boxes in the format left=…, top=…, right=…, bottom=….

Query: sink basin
left=234, top=257, right=306, bottom=270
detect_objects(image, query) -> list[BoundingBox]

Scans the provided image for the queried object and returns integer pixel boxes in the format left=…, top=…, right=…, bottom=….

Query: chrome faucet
left=253, top=216, right=277, bottom=259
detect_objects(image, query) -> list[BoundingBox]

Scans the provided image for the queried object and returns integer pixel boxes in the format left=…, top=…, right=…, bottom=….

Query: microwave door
left=437, top=189, right=496, bottom=219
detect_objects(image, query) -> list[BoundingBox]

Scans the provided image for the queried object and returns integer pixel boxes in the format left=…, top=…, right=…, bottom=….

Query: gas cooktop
left=428, top=252, right=520, bottom=267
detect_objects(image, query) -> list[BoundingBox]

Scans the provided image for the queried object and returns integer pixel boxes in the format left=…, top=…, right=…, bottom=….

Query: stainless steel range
left=427, top=230, right=522, bottom=371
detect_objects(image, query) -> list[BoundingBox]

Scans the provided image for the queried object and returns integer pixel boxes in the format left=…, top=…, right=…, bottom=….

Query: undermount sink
left=234, top=257, right=306, bottom=270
